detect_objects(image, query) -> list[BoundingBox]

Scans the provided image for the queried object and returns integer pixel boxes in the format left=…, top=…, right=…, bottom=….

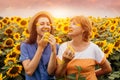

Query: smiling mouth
left=41, top=28, right=50, bottom=32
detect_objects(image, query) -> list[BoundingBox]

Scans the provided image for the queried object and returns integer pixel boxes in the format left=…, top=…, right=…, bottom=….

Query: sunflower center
left=15, top=35, right=19, bottom=38
left=10, top=67, right=19, bottom=74
left=16, top=18, right=21, bottom=22
left=9, top=52, right=17, bottom=58
left=115, top=42, right=119, bottom=47
left=3, top=19, right=7, bottom=23
left=6, top=29, right=12, bottom=34
left=17, top=45, right=20, bottom=51
left=6, top=40, right=12, bottom=45
left=64, top=26, right=69, bottom=31
left=111, top=26, right=114, bottom=30
left=104, top=49, right=109, bottom=54
left=21, top=20, right=27, bottom=25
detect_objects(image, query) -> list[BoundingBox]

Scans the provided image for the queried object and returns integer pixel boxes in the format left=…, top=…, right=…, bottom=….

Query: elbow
left=55, top=70, right=63, bottom=78
left=104, top=67, right=112, bottom=74
left=47, top=68, right=55, bottom=75
left=25, top=70, right=34, bottom=76
left=107, top=67, right=112, bottom=73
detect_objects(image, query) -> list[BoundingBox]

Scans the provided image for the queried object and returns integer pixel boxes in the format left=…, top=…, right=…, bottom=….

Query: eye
left=36, top=23, right=41, bottom=26
left=47, top=22, right=50, bottom=26
left=40, top=22, right=44, bottom=25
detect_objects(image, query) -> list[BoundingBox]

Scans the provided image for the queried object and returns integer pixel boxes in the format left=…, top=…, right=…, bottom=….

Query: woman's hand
left=62, top=47, right=75, bottom=64
left=37, top=34, right=48, bottom=49
left=48, top=34, right=56, bottom=53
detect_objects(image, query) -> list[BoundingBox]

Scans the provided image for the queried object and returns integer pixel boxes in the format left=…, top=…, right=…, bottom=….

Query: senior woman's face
left=36, top=17, right=51, bottom=36
left=68, top=21, right=83, bottom=37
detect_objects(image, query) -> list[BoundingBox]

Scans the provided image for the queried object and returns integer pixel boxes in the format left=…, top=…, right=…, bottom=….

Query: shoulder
left=89, top=42, right=99, bottom=49
left=59, top=42, right=68, bottom=48
left=21, top=42, right=36, bottom=49
left=21, top=42, right=27, bottom=47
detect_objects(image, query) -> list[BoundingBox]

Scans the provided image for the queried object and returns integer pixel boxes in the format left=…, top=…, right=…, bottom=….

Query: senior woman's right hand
left=62, top=47, right=75, bottom=64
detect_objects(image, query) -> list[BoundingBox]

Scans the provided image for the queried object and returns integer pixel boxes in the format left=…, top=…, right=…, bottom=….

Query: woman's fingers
left=62, top=49, right=75, bottom=63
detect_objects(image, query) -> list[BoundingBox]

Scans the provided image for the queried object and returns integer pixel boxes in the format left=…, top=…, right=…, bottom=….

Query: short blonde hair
left=71, top=16, right=92, bottom=42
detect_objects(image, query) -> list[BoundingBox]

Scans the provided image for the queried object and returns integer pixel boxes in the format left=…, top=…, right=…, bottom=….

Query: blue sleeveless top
left=19, top=42, right=59, bottom=80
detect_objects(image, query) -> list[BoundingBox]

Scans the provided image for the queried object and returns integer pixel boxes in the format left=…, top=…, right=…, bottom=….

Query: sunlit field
left=0, top=16, right=120, bottom=80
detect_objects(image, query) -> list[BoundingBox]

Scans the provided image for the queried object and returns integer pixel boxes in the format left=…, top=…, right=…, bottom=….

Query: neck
left=70, top=36, right=89, bottom=46
left=36, top=35, right=42, bottom=42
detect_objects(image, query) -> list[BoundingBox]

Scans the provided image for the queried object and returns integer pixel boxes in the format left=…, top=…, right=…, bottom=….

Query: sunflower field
left=0, top=16, right=120, bottom=80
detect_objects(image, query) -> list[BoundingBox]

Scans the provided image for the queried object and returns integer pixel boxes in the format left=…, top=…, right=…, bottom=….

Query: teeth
left=42, top=28, right=50, bottom=32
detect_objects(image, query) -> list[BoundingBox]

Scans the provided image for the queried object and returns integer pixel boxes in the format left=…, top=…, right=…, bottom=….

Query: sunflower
left=90, top=31, right=95, bottom=39
left=0, top=73, right=3, bottom=80
left=3, top=38, right=14, bottom=47
left=56, top=23, right=62, bottom=31
left=98, top=25, right=106, bottom=32
left=22, top=28, right=30, bottom=38
left=95, top=40, right=107, bottom=48
left=109, top=24, right=116, bottom=33
left=10, top=17, right=17, bottom=23
left=94, top=33, right=100, bottom=39
left=105, top=20, right=111, bottom=26
left=112, top=19, right=118, bottom=26
left=114, top=39, right=120, bottom=51
left=117, top=27, right=120, bottom=33
left=61, top=25, right=69, bottom=34
left=15, top=17, right=22, bottom=23
left=0, top=21, right=4, bottom=29
left=92, top=26, right=98, bottom=33
left=6, top=65, right=22, bottom=78
left=4, top=27, right=13, bottom=36
left=0, top=50, right=2, bottom=55
left=2, top=18, right=9, bottom=25
left=13, top=43, right=20, bottom=54
left=4, top=57, right=17, bottom=66
left=112, top=31, right=119, bottom=37
left=103, top=43, right=114, bottom=58
left=19, top=19, right=28, bottom=27
left=0, top=44, right=4, bottom=50
left=6, top=51, right=19, bottom=58
left=13, top=33, right=21, bottom=41
left=55, top=37, right=62, bottom=44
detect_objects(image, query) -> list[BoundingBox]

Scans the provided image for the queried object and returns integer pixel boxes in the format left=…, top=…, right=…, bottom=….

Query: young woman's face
left=68, top=21, right=84, bottom=37
left=36, top=17, right=51, bottom=36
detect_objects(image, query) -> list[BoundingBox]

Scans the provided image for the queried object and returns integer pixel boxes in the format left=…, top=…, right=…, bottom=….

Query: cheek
left=74, top=27, right=83, bottom=34
left=36, top=27, right=42, bottom=33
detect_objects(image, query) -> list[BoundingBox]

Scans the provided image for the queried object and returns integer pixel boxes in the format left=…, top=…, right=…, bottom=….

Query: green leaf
left=67, top=73, right=76, bottom=80
left=78, top=76, right=86, bottom=80
left=75, top=66, right=82, bottom=72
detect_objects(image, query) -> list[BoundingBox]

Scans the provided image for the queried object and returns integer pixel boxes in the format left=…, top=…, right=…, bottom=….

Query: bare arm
left=22, top=47, right=43, bottom=76
left=95, top=59, right=112, bottom=77
left=55, top=61, right=68, bottom=78
left=47, top=45, right=57, bottom=75
left=22, top=35, right=47, bottom=76
left=55, top=48, right=74, bottom=78
left=47, top=35, right=57, bottom=75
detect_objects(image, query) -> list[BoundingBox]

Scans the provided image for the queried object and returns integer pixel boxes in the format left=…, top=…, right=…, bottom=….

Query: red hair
left=26, top=11, right=54, bottom=44
left=71, top=16, right=92, bottom=42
